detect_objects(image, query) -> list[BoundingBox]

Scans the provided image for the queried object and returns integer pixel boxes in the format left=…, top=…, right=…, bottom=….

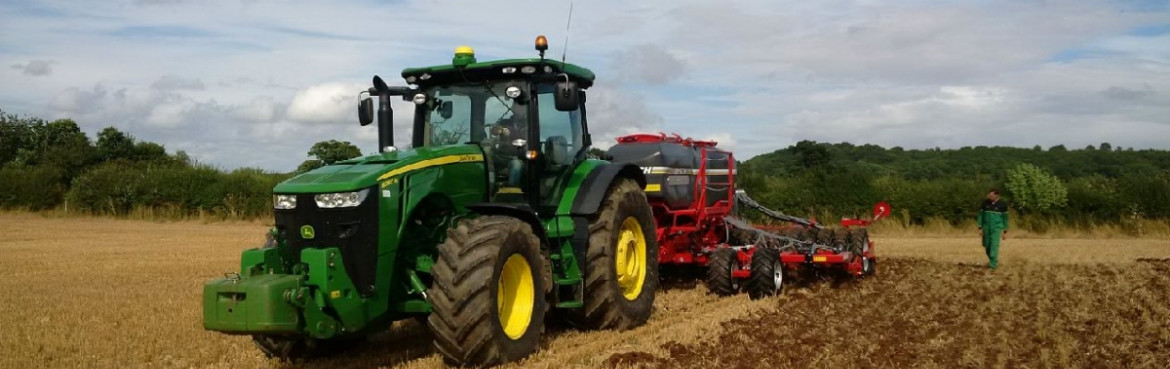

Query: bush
left=1006, top=163, right=1068, bottom=212
left=0, top=165, right=67, bottom=210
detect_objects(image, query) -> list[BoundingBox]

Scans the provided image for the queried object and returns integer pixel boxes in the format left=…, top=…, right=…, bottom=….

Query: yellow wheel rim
left=614, top=216, right=647, bottom=301
left=497, top=254, right=535, bottom=340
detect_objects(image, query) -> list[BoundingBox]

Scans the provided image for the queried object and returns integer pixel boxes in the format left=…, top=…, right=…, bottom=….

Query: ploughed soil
left=605, top=257, right=1170, bottom=369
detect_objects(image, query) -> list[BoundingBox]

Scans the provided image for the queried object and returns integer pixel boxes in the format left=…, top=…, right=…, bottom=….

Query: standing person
left=977, top=189, right=1009, bottom=269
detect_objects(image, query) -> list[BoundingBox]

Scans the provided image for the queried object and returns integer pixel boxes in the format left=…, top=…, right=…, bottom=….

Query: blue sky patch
left=1128, top=24, right=1170, bottom=36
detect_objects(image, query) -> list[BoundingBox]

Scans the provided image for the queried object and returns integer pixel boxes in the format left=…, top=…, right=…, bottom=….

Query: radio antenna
left=561, top=2, right=574, bottom=63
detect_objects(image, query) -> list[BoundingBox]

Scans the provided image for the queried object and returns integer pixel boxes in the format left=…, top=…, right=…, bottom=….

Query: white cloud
left=151, top=75, right=205, bottom=91
left=145, top=100, right=197, bottom=128
left=232, top=96, right=279, bottom=122
left=611, top=44, right=687, bottom=85
left=584, top=84, right=664, bottom=149
left=701, top=132, right=736, bottom=152
left=285, top=83, right=364, bottom=124
left=50, top=85, right=107, bottom=113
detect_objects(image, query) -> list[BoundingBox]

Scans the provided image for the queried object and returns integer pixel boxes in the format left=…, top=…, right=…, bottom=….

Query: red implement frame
left=778, top=201, right=889, bottom=277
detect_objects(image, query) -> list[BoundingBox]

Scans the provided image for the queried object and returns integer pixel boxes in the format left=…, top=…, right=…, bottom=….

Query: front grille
left=274, top=186, right=379, bottom=296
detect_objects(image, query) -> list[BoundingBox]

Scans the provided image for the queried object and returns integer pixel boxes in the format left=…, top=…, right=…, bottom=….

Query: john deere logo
left=300, top=225, right=315, bottom=239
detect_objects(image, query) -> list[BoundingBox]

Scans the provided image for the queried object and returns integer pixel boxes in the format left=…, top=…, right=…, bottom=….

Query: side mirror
left=358, top=97, right=374, bottom=126
left=554, top=80, right=579, bottom=112
left=439, top=100, right=453, bottom=119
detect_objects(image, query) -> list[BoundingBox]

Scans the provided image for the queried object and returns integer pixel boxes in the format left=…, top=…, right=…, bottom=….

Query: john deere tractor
left=202, top=36, right=658, bottom=366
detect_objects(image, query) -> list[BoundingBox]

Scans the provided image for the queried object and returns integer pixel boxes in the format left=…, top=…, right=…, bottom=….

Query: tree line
left=737, top=140, right=1170, bottom=233
left=0, top=110, right=361, bottom=218
left=4, top=109, right=1169, bottom=232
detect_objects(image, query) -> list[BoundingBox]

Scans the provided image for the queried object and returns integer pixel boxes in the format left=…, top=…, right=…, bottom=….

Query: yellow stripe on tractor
left=377, top=154, right=485, bottom=183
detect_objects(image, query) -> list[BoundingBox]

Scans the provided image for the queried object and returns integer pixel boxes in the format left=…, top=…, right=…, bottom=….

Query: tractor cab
left=361, top=36, right=595, bottom=209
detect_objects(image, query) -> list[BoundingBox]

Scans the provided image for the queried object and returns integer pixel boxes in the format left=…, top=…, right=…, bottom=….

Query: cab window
left=536, top=85, right=582, bottom=166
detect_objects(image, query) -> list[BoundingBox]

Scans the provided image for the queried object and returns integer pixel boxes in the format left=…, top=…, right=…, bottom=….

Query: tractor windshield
left=418, top=81, right=527, bottom=147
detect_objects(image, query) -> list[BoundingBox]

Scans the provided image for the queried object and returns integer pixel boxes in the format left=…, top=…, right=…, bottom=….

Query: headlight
left=314, top=189, right=370, bottom=208
left=274, top=194, right=297, bottom=210
left=505, top=86, right=522, bottom=99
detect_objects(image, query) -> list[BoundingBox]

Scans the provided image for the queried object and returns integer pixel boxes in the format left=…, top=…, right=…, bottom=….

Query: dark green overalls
left=977, top=199, right=1009, bottom=269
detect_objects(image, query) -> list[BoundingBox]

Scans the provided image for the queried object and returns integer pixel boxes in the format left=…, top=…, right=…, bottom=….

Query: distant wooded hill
left=736, top=141, right=1170, bottom=232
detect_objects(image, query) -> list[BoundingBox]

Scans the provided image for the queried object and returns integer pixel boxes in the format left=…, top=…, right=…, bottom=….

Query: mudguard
left=569, top=163, right=646, bottom=216
left=465, top=203, right=550, bottom=246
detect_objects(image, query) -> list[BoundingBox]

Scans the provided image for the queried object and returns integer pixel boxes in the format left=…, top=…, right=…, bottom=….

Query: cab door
left=530, top=85, right=586, bottom=208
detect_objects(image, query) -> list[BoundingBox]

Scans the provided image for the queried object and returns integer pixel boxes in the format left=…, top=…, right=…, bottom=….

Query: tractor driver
left=488, top=102, right=529, bottom=187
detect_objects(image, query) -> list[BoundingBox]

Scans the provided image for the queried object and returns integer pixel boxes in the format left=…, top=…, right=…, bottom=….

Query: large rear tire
left=427, top=216, right=548, bottom=366
left=746, top=247, right=783, bottom=300
left=705, top=247, right=739, bottom=296
left=574, top=178, right=658, bottom=330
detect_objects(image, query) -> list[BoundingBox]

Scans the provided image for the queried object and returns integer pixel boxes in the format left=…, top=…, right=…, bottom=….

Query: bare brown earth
left=1, top=213, right=1168, bottom=369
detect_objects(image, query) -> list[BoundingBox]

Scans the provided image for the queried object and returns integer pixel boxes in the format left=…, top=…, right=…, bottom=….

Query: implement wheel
left=746, top=247, right=783, bottom=300
left=856, top=229, right=875, bottom=276
left=427, top=216, right=548, bottom=366
left=705, top=247, right=740, bottom=296
left=573, top=178, right=658, bottom=330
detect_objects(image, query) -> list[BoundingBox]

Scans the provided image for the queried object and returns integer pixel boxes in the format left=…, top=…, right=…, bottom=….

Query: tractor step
left=554, top=277, right=581, bottom=286
left=555, top=300, right=584, bottom=308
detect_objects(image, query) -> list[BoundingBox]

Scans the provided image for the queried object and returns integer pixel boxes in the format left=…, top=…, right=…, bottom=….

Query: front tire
left=705, top=247, right=739, bottom=296
left=575, top=178, right=658, bottom=330
left=427, top=216, right=548, bottom=366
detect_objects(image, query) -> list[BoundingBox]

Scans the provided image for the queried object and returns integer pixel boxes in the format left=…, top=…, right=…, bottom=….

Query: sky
left=1, top=0, right=1168, bottom=172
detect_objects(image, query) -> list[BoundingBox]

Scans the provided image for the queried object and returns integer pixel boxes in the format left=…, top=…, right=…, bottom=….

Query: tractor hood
left=274, top=145, right=485, bottom=194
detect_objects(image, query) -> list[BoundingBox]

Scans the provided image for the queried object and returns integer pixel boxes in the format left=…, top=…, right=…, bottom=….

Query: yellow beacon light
left=452, top=45, right=476, bottom=67
left=535, top=35, right=548, bottom=58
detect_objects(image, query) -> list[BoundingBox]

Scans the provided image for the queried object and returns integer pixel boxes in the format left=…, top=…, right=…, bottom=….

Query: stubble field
left=1, top=213, right=1168, bottom=369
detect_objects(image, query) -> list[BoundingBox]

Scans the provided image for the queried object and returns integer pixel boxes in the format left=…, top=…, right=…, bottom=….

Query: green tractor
left=202, top=36, right=658, bottom=366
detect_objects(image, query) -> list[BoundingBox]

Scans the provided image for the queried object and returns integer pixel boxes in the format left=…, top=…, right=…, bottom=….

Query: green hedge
left=64, top=161, right=287, bottom=217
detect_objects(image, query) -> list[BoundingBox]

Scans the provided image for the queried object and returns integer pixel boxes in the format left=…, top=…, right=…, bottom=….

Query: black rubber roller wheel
left=572, top=178, right=658, bottom=330
left=705, top=247, right=740, bottom=296
left=427, top=216, right=549, bottom=366
left=746, top=247, right=783, bottom=300
left=832, top=228, right=850, bottom=251
left=814, top=227, right=836, bottom=246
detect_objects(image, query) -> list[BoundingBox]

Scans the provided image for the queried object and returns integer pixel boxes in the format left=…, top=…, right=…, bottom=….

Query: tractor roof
left=401, top=58, right=596, bottom=89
